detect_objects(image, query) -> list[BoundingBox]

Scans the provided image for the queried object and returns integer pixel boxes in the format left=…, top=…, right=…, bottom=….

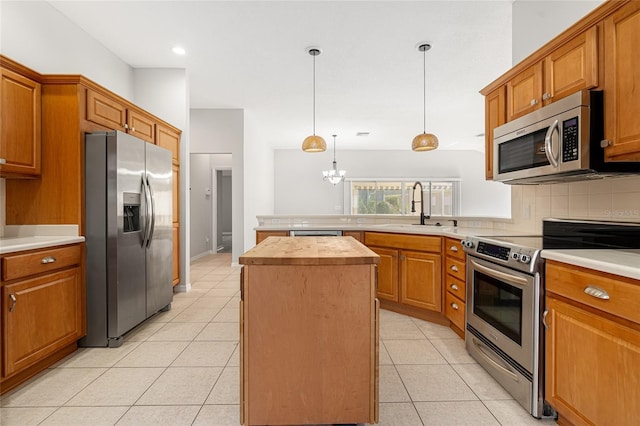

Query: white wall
left=274, top=149, right=510, bottom=217
left=189, top=109, right=244, bottom=263
left=189, top=154, right=213, bottom=259
left=1, top=1, right=134, bottom=100
left=512, top=1, right=603, bottom=65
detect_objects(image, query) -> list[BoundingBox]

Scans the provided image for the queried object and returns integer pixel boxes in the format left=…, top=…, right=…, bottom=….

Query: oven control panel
left=462, top=236, right=543, bottom=273
left=477, top=241, right=511, bottom=261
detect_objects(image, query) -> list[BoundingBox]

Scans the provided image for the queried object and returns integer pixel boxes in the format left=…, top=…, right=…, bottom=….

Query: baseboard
left=190, top=250, right=214, bottom=263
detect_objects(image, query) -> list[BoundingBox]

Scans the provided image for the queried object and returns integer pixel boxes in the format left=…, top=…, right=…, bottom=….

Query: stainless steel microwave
left=492, top=90, right=640, bottom=184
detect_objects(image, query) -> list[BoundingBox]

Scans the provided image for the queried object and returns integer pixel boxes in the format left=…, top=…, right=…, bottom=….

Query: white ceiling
left=49, top=1, right=513, bottom=151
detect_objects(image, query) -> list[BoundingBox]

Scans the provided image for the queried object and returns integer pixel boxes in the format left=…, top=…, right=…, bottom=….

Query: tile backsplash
left=509, top=175, right=640, bottom=233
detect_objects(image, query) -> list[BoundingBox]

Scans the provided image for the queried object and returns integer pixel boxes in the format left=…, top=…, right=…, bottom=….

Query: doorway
left=216, top=169, right=232, bottom=253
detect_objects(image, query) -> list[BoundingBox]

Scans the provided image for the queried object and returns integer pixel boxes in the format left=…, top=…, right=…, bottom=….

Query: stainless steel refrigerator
left=81, top=131, right=173, bottom=347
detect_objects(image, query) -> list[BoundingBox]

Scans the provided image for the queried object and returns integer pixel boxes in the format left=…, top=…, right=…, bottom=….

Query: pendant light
left=412, top=43, right=439, bottom=151
left=302, top=47, right=327, bottom=152
left=323, top=135, right=346, bottom=185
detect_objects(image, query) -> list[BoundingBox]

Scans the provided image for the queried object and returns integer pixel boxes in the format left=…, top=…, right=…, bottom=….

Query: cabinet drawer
left=364, top=232, right=441, bottom=253
left=445, top=275, right=466, bottom=302
left=546, top=260, right=640, bottom=325
left=444, top=238, right=465, bottom=260
left=2, top=245, right=82, bottom=282
left=445, top=291, right=465, bottom=331
left=445, top=257, right=465, bottom=282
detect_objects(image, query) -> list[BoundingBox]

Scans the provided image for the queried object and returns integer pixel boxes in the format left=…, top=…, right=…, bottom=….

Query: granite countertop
left=0, top=225, right=85, bottom=254
left=542, top=249, right=640, bottom=281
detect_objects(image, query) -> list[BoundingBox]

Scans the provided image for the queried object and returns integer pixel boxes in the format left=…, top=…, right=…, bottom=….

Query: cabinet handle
left=0, top=158, right=6, bottom=165
left=450, top=283, right=459, bottom=291
left=600, top=139, right=611, bottom=148
left=583, top=285, right=610, bottom=300
left=530, top=99, right=539, bottom=106
left=41, top=256, right=57, bottom=264
left=9, top=294, right=17, bottom=312
left=450, top=302, right=459, bottom=310
left=542, top=309, right=549, bottom=329
left=450, top=265, right=459, bottom=272
left=449, top=245, right=458, bottom=252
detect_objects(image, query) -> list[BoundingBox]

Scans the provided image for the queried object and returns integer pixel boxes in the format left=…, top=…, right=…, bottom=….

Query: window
left=350, top=179, right=459, bottom=217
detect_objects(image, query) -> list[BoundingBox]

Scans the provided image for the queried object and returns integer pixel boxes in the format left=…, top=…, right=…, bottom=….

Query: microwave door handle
left=469, top=259, right=529, bottom=287
left=544, top=119, right=560, bottom=168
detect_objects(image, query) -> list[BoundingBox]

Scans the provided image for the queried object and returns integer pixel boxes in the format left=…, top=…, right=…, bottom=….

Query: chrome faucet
left=411, top=181, right=429, bottom=225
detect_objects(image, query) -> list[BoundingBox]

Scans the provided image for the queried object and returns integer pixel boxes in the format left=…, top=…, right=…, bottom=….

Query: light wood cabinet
left=343, top=230, right=364, bottom=243
left=365, top=232, right=444, bottom=322
left=156, top=124, right=180, bottom=165
left=545, top=260, right=640, bottom=426
left=86, top=89, right=156, bottom=143
left=239, top=237, right=379, bottom=425
left=506, top=28, right=598, bottom=122
left=1, top=243, right=85, bottom=394
left=172, top=164, right=180, bottom=285
left=255, top=230, right=289, bottom=245
left=443, top=238, right=466, bottom=337
left=603, top=1, right=640, bottom=161
left=0, top=64, right=41, bottom=178
left=484, top=87, right=505, bottom=180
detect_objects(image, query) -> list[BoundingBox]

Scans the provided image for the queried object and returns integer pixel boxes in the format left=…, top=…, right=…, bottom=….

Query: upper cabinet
left=0, top=64, right=41, bottom=178
left=481, top=1, right=639, bottom=179
left=86, top=89, right=155, bottom=143
left=506, top=27, right=598, bottom=122
left=603, top=1, right=640, bottom=161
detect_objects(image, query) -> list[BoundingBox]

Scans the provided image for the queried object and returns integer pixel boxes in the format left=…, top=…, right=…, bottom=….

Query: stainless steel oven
left=462, top=236, right=551, bottom=418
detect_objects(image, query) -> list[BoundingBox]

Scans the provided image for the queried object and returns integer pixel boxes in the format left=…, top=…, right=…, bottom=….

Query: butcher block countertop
left=239, top=236, right=380, bottom=265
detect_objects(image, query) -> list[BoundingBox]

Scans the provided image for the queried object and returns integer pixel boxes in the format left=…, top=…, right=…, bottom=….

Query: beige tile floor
left=0, top=253, right=558, bottom=425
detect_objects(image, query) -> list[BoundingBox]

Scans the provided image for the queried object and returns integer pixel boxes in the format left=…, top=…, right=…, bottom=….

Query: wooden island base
left=239, top=236, right=380, bottom=426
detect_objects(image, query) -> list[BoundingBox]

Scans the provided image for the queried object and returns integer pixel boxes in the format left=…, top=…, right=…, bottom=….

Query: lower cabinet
left=365, top=232, right=443, bottom=321
left=545, top=260, right=640, bottom=425
left=0, top=243, right=85, bottom=394
left=255, top=230, right=289, bottom=244
left=443, top=238, right=466, bottom=337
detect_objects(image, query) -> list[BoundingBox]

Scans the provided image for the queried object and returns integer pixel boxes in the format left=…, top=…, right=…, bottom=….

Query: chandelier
left=322, top=135, right=346, bottom=185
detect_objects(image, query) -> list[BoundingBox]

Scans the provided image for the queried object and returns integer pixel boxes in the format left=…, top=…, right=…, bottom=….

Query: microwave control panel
left=562, top=117, right=579, bottom=162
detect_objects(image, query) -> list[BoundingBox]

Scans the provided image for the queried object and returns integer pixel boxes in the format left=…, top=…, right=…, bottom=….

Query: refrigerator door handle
left=142, top=175, right=152, bottom=247
left=146, top=175, right=156, bottom=247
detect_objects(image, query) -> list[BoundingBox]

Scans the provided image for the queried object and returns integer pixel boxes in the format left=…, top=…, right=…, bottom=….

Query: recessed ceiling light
left=356, top=132, right=370, bottom=137
left=172, top=46, right=186, bottom=55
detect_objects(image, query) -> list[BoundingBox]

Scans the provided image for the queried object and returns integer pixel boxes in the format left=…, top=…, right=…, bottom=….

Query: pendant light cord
left=313, top=53, right=316, bottom=136
left=422, top=47, right=426, bottom=134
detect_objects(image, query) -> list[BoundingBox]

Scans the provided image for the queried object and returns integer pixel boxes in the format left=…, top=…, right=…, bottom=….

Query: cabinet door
left=343, top=231, right=363, bottom=243
left=603, top=1, right=640, bottom=161
left=506, top=62, right=543, bottom=121
left=2, top=268, right=82, bottom=376
left=400, top=250, right=442, bottom=312
left=86, top=89, right=126, bottom=131
left=172, top=224, right=180, bottom=286
left=369, top=247, right=398, bottom=302
left=255, top=231, right=289, bottom=245
left=127, top=108, right=155, bottom=143
left=172, top=165, right=180, bottom=224
left=0, top=67, right=41, bottom=177
left=156, top=124, right=180, bottom=165
left=545, top=296, right=640, bottom=426
left=484, top=86, right=505, bottom=180
left=543, top=26, right=598, bottom=105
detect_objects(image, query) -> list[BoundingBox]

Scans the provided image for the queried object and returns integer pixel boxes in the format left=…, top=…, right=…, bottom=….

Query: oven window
left=498, top=128, right=550, bottom=174
left=473, top=270, right=523, bottom=345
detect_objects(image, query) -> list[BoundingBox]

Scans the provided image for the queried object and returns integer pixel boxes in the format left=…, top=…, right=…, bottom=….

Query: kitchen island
left=239, top=236, right=380, bottom=426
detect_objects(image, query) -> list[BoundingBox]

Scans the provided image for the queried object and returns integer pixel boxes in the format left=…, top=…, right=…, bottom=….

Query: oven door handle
left=469, top=259, right=529, bottom=287
left=472, top=338, right=520, bottom=383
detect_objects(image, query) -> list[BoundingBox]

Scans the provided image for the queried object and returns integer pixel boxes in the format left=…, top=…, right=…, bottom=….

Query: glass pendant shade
left=302, top=135, right=327, bottom=152
left=412, top=132, right=439, bottom=151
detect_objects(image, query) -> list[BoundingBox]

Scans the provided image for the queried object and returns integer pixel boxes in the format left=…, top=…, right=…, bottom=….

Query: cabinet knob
left=400, top=255, right=406, bottom=261
left=449, top=246, right=458, bottom=252
left=123, top=123, right=129, bottom=129
left=542, top=93, right=553, bottom=100
left=450, top=302, right=459, bottom=310
left=600, top=139, right=611, bottom=148
left=9, top=294, right=17, bottom=312
left=450, top=283, right=459, bottom=291
left=530, top=99, right=539, bottom=106
left=0, top=158, right=6, bottom=165
left=131, top=127, right=136, bottom=132
left=41, top=256, right=57, bottom=264
left=450, top=265, right=459, bottom=272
